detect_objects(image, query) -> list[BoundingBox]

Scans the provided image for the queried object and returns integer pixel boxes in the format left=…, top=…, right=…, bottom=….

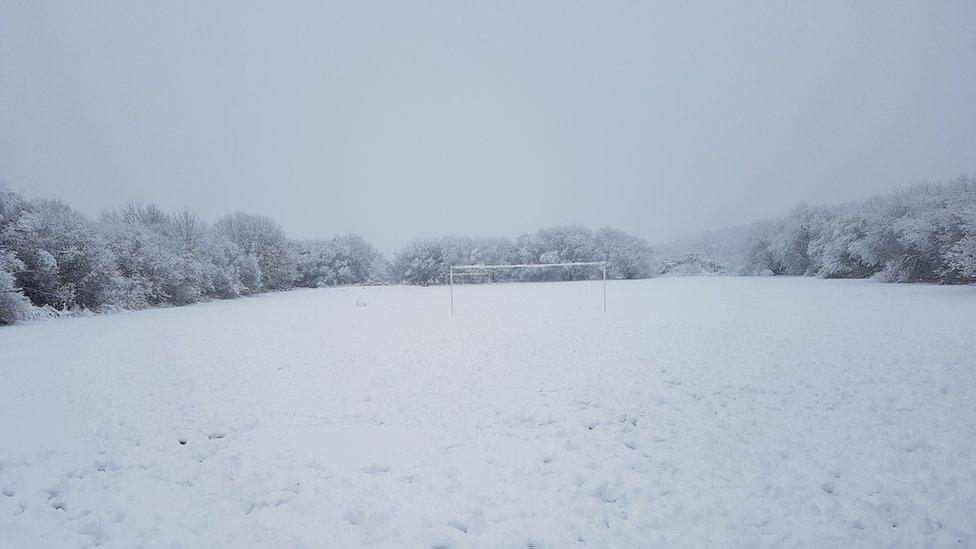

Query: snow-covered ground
left=1, top=278, right=974, bottom=548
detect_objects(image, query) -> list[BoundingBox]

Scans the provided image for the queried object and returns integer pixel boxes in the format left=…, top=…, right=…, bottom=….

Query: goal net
left=449, top=261, right=607, bottom=315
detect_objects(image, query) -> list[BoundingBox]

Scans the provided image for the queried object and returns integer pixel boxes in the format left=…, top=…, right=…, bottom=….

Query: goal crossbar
left=451, top=261, right=607, bottom=271
left=449, top=261, right=607, bottom=315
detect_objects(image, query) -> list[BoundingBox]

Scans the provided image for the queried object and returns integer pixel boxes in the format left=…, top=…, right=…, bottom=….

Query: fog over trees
left=2, top=175, right=974, bottom=325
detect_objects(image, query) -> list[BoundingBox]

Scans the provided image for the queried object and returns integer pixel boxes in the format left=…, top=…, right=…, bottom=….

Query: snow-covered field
left=1, top=278, right=974, bottom=548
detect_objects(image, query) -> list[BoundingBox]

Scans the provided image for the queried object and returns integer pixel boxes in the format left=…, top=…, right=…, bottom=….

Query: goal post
left=449, top=261, right=607, bottom=315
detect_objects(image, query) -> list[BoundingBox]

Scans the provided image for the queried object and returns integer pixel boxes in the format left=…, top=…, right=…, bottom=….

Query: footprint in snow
left=342, top=510, right=364, bottom=525
left=94, top=460, right=120, bottom=472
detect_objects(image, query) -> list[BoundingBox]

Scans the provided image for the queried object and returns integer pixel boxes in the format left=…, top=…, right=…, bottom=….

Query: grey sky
left=2, top=1, right=974, bottom=253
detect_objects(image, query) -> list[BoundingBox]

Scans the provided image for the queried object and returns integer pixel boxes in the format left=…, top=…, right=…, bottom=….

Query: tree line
left=6, top=175, right=970, bottom=326
left=0, top=185, right=655, bottom=325
left=0, top=187, right=396, bottom=325
left=737, top=176, right=976, bottom=283
left=390, top=227, right=654, bottom=285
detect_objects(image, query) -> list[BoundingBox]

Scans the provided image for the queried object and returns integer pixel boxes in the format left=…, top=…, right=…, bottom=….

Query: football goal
left=449, top=261, right=607, bottom=315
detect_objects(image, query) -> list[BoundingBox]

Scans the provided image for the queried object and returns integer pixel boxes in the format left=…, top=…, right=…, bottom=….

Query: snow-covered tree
left=100, top=204, right=201, bottom=307
left=99, top=204, right=260, bottom=307
left=0, top=249, right=32, bottom=325
left=658, top=254, right=728, bottom=277
left=741, top=223, right=785, bottom=276
left=391, top=238, right=446, bottom=285
left=949, top=204, right=976, bottom=279
left=296, top=234, right=384, bottom=287
left=850, top=179, right=975, bottom=283
left=0, top=184, right=392, bottom=324
left=596, top=227, right=654, bottom=279
left=1, top=199, right=123, bottom=311
left=735, top=175, right=976, bottom=284
left=392, top=226, right=653, bottom=284
left=513, top=226, right=601, bottom=281
left=0, top=183, right=30, bottom=231
left=368, top=253, right=392, bottom=284
left=215, top=213, right=298, bottom=290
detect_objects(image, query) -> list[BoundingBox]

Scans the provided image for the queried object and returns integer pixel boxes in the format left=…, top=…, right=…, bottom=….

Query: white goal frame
left=449, top=261, right=607, bottom=315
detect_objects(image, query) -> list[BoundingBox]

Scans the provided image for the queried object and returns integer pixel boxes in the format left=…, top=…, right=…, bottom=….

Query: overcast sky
left=2, top=1, right=974, bottom=252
